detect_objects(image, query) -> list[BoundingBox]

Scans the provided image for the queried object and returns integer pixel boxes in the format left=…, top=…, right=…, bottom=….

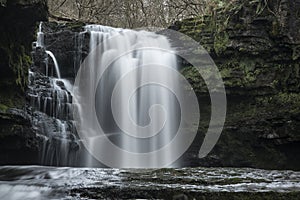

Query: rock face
left=0, top=0, right=48, bottom=164
left=175, top=0, right=300, bottom=169
left=33, top=22, right=87, bottom=78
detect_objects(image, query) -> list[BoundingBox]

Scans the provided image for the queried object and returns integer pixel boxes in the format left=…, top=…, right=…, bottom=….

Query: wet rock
left=0, top=0, right=48, bottom=164
left=40, top=21, right=89, bottom=78
left=0, top=109, right=42, bottom=165
left=175, top=0, right=300, bottom=170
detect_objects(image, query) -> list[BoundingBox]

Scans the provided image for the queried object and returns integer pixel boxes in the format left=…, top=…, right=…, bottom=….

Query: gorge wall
left=0, top=0, right=48, bottom=164
left=174, top=0, right=300, bottom=169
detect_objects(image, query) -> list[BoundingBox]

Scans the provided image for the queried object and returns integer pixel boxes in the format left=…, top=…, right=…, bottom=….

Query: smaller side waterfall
left=36, top=22, right=44, bottom=47
left=28, top=22, right=79, bottom=166
left=45, top=50, right=61, bottom=79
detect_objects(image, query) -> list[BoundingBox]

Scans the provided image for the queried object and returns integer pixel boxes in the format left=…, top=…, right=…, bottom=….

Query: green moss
left=292, top=45, right=300, bottom=61
left=0, top=16, right=36, bottom=93
left=240, top=59, right=257, bottom=85
left=262, top=92, right=300, bottom=105
left=270, top=20, right=280, bottom=36
left=0, top=104, right=8, bottom=112
left=6, top=45, right=31, bottom=91
left=255, top=92, right=300, bottom=115
left=220, top=68, right=231, bottom=78
left=178, top=1, right=245, bottom=55
left=181, top=56, right=295, bottom=93
left=180, top=66, right=205, bottom=93
left=214, top=31, right=229, bottom=55
left=63, top=21, right=85, bottom=31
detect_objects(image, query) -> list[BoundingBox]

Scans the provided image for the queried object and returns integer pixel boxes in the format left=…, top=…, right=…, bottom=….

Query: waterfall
left=75, top=25, right=180, bottom=167
left=45, top=50, right=61, bottom=79
left=37, top=22, right=44, bottom=47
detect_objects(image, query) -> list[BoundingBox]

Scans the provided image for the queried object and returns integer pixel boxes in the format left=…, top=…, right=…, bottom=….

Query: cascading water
left=74, top=25, right=180, bottom=167
left=29, top=22, right=79, bottom=166
left=36, top=22, right=44, bottom=47
left=45, top=51, right=61, bottom=79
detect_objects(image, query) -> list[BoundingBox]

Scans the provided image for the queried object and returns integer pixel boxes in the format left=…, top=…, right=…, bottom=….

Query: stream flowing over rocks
left=0, top=166, right=300, bottom=199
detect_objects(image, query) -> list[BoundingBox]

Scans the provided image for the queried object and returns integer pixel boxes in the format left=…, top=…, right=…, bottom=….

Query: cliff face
left=175, top=0, right=300, bottom=169
left=0, top=0, right=48, bottom=164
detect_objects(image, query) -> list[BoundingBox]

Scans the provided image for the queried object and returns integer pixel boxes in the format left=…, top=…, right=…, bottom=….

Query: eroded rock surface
left=175, top=0, right=300, bottom=170
left=0, top=0, right=48, bottom=164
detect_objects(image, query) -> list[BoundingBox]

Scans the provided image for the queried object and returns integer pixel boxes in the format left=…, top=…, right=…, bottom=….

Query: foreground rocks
left=1, top=166, right=299, bottom=199
left=0, top=109, right=42, bottom=164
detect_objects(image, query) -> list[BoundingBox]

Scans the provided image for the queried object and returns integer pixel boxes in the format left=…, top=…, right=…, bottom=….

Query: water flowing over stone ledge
left=0, top=166, right=300, bottom=199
